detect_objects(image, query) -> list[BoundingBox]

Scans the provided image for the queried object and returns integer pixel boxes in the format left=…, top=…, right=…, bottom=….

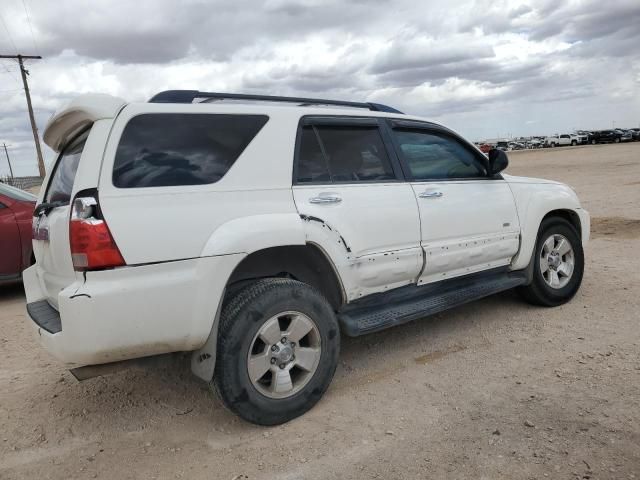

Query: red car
left=0, top=182, right=36, bottom=283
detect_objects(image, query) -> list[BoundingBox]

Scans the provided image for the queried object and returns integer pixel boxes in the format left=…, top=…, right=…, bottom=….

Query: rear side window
left=45, top=130, right=89, bottom=203
left=113, top=114, right=268, bottom=188
left=296, top=124, right=395, bottom=184
left=392, top=129, right=486, bottom=180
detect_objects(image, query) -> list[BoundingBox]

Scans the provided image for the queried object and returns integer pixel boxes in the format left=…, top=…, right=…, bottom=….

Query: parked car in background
left=527, top=138, right=543, bottom=149
left=0, top=182, right=36, bottom=284
left=588, top=130, right=622, bottom=144
left=615, top=129, right=633, bottom=142
left=630, top=128, right=640, bottom=141
left=544, top=134, right=579, bottom=147
left=574, top=131, right=590, bottom=144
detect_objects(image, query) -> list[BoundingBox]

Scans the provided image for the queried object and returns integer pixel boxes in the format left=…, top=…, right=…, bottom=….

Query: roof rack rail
left=148, top=90, right=403, bottom=114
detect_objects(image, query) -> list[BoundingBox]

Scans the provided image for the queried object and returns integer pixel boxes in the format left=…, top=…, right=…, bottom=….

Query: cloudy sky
left=1, top=0, right=639, bottom=176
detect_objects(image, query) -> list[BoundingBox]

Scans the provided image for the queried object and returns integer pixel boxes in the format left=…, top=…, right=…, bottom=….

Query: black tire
left=213, top=278, right=340, bottom=425
left=571, top=140, right=577, bottom=146
left=591, top=139, right=596, bottom=145
left=614, top=137, right=620, bottom=143
left=518, top=217, right=584, bottom=307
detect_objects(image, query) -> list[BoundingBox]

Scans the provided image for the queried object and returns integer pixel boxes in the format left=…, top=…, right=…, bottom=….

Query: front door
left=387, top=122, right=520, bottom=285
left=292, top=118, right=422, bottom=299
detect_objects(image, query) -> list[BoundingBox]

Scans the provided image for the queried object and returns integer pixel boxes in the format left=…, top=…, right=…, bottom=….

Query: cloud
left=0, top=0, right=639, bottom=176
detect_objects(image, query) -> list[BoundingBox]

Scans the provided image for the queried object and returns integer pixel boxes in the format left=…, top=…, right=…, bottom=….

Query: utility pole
left=2, top=143, right=14, bottom=178
left=0, top=54, right=45, bottom=178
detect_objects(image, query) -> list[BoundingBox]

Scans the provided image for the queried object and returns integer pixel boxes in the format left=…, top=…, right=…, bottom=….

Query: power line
left=0, top=12, right=18, bottom=54
left=21, top=0, right=39, bottom=54
left=0, top=60, right=19, bottom=82
left=0, top=54, right=45, bottom=178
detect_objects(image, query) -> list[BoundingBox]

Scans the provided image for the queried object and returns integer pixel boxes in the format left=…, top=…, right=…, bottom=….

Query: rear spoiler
left=43, top=94, right=127, bottom=153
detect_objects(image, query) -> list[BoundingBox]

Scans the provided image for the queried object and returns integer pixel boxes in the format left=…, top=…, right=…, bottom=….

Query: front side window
left=113, top=114, right=268, bottom=188
left=45, top=130, right=89, bottom=203
left=392, top=129, right=486, bottom=180
left=296, top=124, right=395, bottom=183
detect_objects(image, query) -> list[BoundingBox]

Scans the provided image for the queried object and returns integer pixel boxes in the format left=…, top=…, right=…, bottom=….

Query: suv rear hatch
left=33, top=94, right=126, bottom=309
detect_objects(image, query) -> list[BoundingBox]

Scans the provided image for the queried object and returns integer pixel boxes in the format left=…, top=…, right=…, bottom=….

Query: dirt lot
left=1, top=143, right=639, bottom=480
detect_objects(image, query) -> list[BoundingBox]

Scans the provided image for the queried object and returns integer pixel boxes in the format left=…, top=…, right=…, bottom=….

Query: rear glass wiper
left=34, top=200, right=67, bottom=217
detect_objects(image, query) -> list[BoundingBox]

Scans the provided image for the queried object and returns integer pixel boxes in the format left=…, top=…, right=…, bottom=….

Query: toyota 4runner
left=24, top=90, right=590, bottom=425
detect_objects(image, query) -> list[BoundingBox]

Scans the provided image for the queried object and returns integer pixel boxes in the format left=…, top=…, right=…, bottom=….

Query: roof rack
left=148, top=90, right=403, bottom=114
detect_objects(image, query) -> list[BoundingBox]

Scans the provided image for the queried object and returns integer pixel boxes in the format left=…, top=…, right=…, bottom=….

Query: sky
left=0, top=0, right=639, bottom=176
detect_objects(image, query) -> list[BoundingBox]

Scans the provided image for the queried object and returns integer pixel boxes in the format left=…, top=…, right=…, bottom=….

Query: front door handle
left=419, top=190, right=443, bottom=198
left=309, top=193, right=342, bottom=204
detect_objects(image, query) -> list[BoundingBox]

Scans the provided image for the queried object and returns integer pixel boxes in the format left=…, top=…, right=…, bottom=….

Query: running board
left=338, top=268, right=527, bottom=336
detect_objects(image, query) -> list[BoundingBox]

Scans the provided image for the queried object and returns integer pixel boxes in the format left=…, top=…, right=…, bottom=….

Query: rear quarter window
left=113, top=114, right=268, bottom=188
left=44, top=130, right=90, bottom=204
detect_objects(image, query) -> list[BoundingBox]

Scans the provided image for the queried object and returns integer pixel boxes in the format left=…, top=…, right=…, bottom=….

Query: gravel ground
left=1, top=143, right=639, bottom=480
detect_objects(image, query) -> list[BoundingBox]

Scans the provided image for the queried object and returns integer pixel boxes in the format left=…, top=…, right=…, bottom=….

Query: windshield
left=0, top=182, right=37, bottom=202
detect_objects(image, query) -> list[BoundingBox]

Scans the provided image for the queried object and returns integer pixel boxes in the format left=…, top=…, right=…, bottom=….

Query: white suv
left=25, top=90, right=590, bottom=425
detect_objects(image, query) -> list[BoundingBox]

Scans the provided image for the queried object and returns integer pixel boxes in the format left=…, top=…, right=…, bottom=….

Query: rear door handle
left=309, top=193, right=342, bottom=204
left=419, top=190, right=443, bottom=198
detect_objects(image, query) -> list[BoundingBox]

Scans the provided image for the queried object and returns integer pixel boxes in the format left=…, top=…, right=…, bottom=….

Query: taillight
left=69, top=195, right=125, bottom=271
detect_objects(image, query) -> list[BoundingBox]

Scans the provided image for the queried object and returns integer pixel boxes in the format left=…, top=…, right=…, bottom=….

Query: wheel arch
left=541, top=209, right=582, bottom=240
left=226, top=243, right=345, bottom=310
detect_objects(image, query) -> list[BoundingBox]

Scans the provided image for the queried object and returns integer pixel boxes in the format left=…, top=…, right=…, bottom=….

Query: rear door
left=33, top=130, right=90, bottom=308
left=292, top=117, right=422, bottom=296
left=386, top=121, right=520, bottom=285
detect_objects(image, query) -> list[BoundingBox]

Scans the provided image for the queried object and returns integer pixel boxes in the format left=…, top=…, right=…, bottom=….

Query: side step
left=338, top=268, right=527, bottom=336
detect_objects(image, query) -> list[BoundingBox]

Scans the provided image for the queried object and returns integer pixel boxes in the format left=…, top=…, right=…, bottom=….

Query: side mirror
left=488, top=148, right=508, bottom=175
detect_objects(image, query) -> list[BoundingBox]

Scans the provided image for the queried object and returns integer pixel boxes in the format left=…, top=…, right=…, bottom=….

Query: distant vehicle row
left=476, top=128, right=639, bottom=151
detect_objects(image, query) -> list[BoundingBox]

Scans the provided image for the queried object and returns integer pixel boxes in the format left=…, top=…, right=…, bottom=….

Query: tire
left=591, top=139, right=596, bottom=145
left=518, top=217, right=584, bottom=307
left=213, top=278, right=340, bottom=425
left=571, top=140, right=577, bottom=146
left=614, top=137, right=620, bottom=143
left=550, top=143, right=556, bottom=148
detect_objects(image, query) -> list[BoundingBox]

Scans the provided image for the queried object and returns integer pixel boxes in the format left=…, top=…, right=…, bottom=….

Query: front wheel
left=571, top=140, right=577, bottom=146
left=614, top=137, right=621, bottom=143
left=518, top=218, right=584, bottom=307
left=591, top=139, right=597, bottom=145
left=213, top=278, right=340, bottom=425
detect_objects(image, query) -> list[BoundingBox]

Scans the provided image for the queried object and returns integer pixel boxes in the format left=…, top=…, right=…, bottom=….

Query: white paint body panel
left=412, top=180, right=520, bottom=284
left=23, top=254, right=243, bottom=366
left=26, top=94, right=590, bottom=369
left=293, top=183, right=422, bottom=300
left=504, top=177, right=589, bottom=270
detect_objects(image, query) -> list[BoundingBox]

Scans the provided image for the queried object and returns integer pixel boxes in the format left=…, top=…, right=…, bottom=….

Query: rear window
left=113, top=114, right=268, bottom=188
left=45, top=130, right=89, bottom=204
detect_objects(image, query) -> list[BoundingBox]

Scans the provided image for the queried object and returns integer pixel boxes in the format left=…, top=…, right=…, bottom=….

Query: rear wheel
left=591, top=139, right=597, bottom=145
left=614, top=137, right=621, bottom=143
left=571, top=140, right=577, bottom=146
left=213, top=278, right=340, bottom=425
left=518, top=218, right=584, bottom=307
